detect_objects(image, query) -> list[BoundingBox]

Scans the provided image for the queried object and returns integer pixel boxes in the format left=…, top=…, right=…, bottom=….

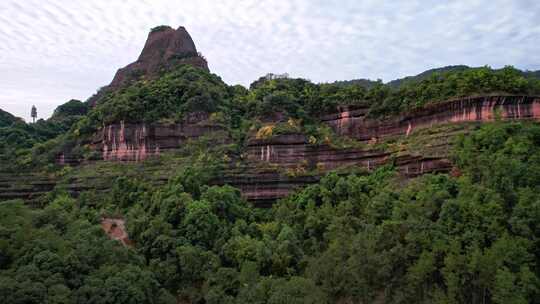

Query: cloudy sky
left=1, top=0, right=539, bottom=120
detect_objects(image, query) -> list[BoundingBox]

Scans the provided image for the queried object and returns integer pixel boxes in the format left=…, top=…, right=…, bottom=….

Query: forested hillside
left=0, top=109, right=20, bottom=128
left=1, top=121, right=539, bottom=303
left=0, top=100, right=87, bottom=171
left=1, top=25, right=540, bottom=302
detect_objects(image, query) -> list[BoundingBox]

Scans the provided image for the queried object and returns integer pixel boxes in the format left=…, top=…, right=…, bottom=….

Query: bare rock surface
left=88, top=26, right=208, bottom=106
left=101, top=217, right=132, bottom=246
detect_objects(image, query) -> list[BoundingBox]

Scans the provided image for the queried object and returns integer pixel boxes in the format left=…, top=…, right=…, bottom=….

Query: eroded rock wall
left=240, top=133, right=452, bottom=204
left=87, top=95, right=540, bottom=204
left=324, top=95, right=540, bottom=141
left=5, top=95, right=540, bottom=206
left=91, top=113, right=224, bottom=161
left=237, top=95, right=540, bottom=203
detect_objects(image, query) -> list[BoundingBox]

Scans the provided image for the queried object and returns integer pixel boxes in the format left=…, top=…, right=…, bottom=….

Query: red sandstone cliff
left=4, top=95, right=540, bottom=205
left=323, top=95, right=540, bottom=141
left=94, top=95, right=540, bottom=162
left=90, top=112, right=224, bottom=161
left=83, top=95, right=540, bottom=204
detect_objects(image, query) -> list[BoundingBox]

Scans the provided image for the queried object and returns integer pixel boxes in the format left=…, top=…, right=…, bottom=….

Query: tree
left=31, top=105, right=37, bottom=123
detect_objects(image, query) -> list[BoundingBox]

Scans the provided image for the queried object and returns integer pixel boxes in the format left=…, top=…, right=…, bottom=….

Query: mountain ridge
left=335, top=65, right=540, bottom=90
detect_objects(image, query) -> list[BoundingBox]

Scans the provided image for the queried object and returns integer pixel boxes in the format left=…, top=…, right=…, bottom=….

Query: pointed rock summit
left=89, top=26, right=208, bottom=106
left=137, top=26, right=197, bottom=63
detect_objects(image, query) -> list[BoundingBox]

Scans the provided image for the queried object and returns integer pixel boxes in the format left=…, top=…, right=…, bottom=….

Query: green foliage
left=242, top=76, right=367, bottom=120
left=0, top=108, right=20, bottom=128
left=0, top=199, right=173, bottom=304
left=241, top=66, right=540, bottom=122
left=3, top=61, right=540, bottom=303
left=51, top=99, right=88, bottom=119
left=386, top=65, right=471, bottom=88
left=368, top=66, right=540, bottom=117
left=150, top=25, right=172, bottom=33
left=91, top=65, right=230, bottom=124
left=0, top=100, right=89, bottom=172
left=453, top=122, right=540, bottom=210
left=119, top=122, right=540, bottom=303
left=7, top=64, right=538, bottom=174
left=2, top=121, right=540, bottom=303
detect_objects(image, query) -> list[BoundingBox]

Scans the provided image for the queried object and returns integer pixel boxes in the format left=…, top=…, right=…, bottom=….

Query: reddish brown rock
left=82, top=94, right=540, bottom=204
left=6, top=95, right=540, bottom=206
left=88, top=26, right=208, bottom=106
left=91, top=95, right=540, bottom=163
left=91, top=112, right=224, bottom=161
left=323, top=95, right=540, bottom=141
left=101, top=217, right=132, bottom=246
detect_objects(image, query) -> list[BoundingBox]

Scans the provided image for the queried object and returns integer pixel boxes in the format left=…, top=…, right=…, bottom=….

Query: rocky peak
left=88, top=25, right=208, bottom=106
left=138, top=26, right=198, bottom=63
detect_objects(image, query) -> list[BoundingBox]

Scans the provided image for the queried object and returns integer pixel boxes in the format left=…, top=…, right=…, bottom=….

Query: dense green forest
left=1, top=65, right=540, bottom=303
left=1, top=121, right=539, bottom=303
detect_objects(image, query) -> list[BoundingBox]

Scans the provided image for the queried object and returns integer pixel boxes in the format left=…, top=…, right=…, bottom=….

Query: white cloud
left=0, top=0, right=539, bottom=120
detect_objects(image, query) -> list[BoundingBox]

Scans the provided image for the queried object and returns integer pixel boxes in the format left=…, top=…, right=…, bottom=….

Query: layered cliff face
left=2, top=96, right=540, bottom=205
left=82, top=95, right=539, bottom=204
left=4, top=23, right=539, bottom=206
left=91, top=112, right=224, bottom=161
left=88, top=26, right=208, bottom=106
left=97, top=95, right=540, bottom=161
left=324, top=95, right=540, bottom=141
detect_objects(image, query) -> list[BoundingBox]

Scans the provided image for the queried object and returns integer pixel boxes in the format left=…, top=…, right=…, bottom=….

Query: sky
left=1, top=0, right=539, bottom=121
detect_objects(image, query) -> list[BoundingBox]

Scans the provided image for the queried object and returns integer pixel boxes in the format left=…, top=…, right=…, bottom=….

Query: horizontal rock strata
left=90, top=95, right=540, bottom=204
left=2, top=95, right=539, bottom=206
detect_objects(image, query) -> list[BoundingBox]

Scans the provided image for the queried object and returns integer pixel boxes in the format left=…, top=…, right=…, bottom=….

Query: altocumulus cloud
left=0, top=0, right=539, bottom=120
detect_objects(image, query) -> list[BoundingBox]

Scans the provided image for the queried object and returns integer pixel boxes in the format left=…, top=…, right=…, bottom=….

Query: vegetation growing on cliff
left=85, top=65, right=540, bottom=130
left=1, top=17, right=539, bottom=303
left=1, top=121, right=539, bottom=304
left=3, top=64, right=540, bottom=183
left=90, top=66, right=231, bottom=125
left=1, top=61, right=540, bottom=303
left=368, top=66, right=540, bottom=116
left=150, top=25, right=173, bottom=33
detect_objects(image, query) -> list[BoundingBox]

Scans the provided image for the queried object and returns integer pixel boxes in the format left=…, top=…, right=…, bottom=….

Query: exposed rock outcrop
left=101, top=217, right=132, bottom=246
left=0, top=173, right=57, bottom=205
left=89, top=95, right=540, bottom=204
left=88, top=26, right=208, bottom=106
left=237, top=134, right=451, bottom=204
left=90, top=112, right=225, bottom=161
left=91, top=95, right=540, bottom=162
left=3, top=95, right=540, bottom=206
left=323, top=95, right=540, bottom=141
